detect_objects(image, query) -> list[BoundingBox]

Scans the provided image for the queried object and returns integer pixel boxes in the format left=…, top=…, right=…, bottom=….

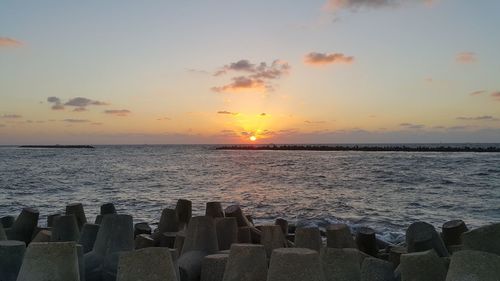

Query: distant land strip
left=216, top=145, right=500, bottom=153
left=19, top=145, right=95, bottom=149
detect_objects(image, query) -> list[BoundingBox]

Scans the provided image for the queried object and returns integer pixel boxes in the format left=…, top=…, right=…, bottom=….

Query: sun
left=249, top=135, right=257, bottom=142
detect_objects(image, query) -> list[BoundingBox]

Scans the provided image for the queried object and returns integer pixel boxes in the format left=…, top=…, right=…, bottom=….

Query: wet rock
left=267, top=248, right=325, bottom=281
left=0, top=223, right=6, bottom=240
left=275, top=218, right=288, bottom=236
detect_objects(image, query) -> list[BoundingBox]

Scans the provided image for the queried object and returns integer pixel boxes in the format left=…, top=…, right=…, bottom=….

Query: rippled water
left=1, top=145, right=499, bottom=243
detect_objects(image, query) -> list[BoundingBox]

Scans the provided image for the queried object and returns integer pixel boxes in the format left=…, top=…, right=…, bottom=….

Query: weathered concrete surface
left=51, top=214, right=81, bottom=242
left=215, top=217, right=238, bottom=251
left=116, top=247, right=177, bottom=281
left=32, top=229, right=51, bottom=242
left=0, top=240, right=26, bottom=281
left=267, top=248, right=325, bottom=281
left=399, top=250, right=447, bottom=281
left=206, top=202, right=225, bottom=218
left=360, top=257, right=395, bottom=281
left=66, top=203, right=87, bottom=231
left=79, top=223, right=100, bottom=253
left=406, top=222, right=449, bottom=257
left=135, top=233, right=155, bottom=249
left=355, top=227, right=379, bottom=257
left=0, top=223, right=7, bottom=240
left=6, top=208, right=39, bottom=244
left=200, top=253, right=228, bottom=281
left=223, top=244, right=268, bottom=281
left=176, top=199, right=192, bottom=230
left=462, top=223, right=500, bottom=256
left=294, top=227, right=322, bottom=252
left=1, top=216, right=15, bottom=228
left=445, top=250, right=500, bottom=281
left=76, top=244, right=86, bottom=281
left=181, top=216, right=218, bottom=255
left=178, top=250, right=206, bottom=281
left=326, top=223, right=356, bottom=249
left=441, top=220, right=468, bottom=247
left=16, top=241, right=80, bottom=281
left=260, top=225, right=287, bottom=257
left=321, top=247, right=362, bottom=281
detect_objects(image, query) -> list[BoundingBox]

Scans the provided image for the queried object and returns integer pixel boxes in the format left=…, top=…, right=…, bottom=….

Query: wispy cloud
left=492, top=91, right=500, bottom=101
left=47, top=96, right=108, bottom=111
left=1, top=114, right=22, bottom=119
left=0, top=37, right=22, bottom=47
left=456, top=52, right=477, bottom=64
left=217, top=111, right=239, bottom=115
left=305, top=120, right=327, bottom=124
left=104, top=109, right=131, bottom=116
left=212, top=59, right=290, bottom=93
left=63, top=119, right=90, bottom=123
left=456, top=116, right=499, bottom=121
left=323, top=0, right=433, bottom=12
left=469, top=90, right=485, bottom=96
left=304, top=52, right=354, bottom=66
left=400, top=122, right=425, bottom=129
left=157, top=117, right=171, bottom=121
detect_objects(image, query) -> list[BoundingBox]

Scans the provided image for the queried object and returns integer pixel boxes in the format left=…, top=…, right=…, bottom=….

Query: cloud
left=0, top=37, right=22, bottom=47
left=324, top=0, right=434, bottom=12
left=212, top=76, right=267, bottom=93
left=456, top=116, right=499, bottom=121
left=64, top=97, right=108, bottom=107
left=456, top=52, right=477, bottom=64
left=260, top=113, right=267, bottom=116
left=304, top=52, right=354, bottom=66
left=63, top=119, right=90, bottom=123
left=305, top=120, right=327, bottom=124
left=73, top=107, right=87, bottom=112
left=91, top=122, right=103, bottom=126
left=186, top=68, right=209, bottom=75
left=213, top=59, right=290, bottom=93
left=157, top=117, right=171, bottom=121
left=217, top=111, right=239, bottom=115
left=1, top=114, right=22, bottom=119
left=400, top=123, right=425, bottom=129
left=469, top=90, right=485, bottom=96
left=492, top=91, right=500, bottom=101
left=104, top=109, right=131, bottom=116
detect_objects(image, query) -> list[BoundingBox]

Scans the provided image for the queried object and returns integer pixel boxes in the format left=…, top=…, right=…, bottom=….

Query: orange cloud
left=212, top=77, right=267, bottom=93
left=217, top=111, right=239, bottom=115
left=456, top=52, right=477, bottom=64
left=492, top=91, right=500, bottom=101
left=0, top=37, right=22, bottom=47
left=304, top=52, right=354, bottom=66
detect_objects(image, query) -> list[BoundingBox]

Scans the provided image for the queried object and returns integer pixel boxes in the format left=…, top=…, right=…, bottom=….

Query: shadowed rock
left=445, top=250, right=500, bottom=281
left=0, top=240, right=26, bottom=281
left=321, top=247, right=362, bottom=281
left=32, top=229, right=51, bottom=242
left=399, top=250, right=447, bottom=281
left=356, top=227, right=379, bottom=257
left=84, top=214, right=134, bottom=281
left=267, top=248, right=325, bottom=281
left=260, top=225, right=287, bottom=257
left=66, top=203, right=87, bottom=231
left=181, top=216, right=218, bottom=255
left=206, top=202, right=225, bottom=218
left=135, top=233, right=155, bottom=249
left=51, top=215, right=80, bottom=242
left=1, top=216, right=15, bottom=228
left=6, top=208, right=39, bottom=245
left=441, top=220, right=468, bottom=248
left=176, top=199, right=192, bottom=230
left=406, top=222, right=449, bottom=257
left=274, top=218, right=288, bottom=236
left=79, top=223, right=100, bottom=254
left=200, top=253, right=228, bottom=281
left=47, top=213, right=61, bottom=227
left=117, top=247, right=177, bottom=281
left=215, top=217, right=238, bottom=251
left=237, top=226, right=252, bottom=243
left=17, top=242, right=80, bottom=281
left=294, top=227, right=322, bottom=252
left=462, top=223, right=500, bottom=255
left=134, top=222, right=151, bottom=237
left=223, top=244, right=268, bottom=281
left=326, top=223, right=356, bottom=249
left=361, top=257, right=395, bottom=281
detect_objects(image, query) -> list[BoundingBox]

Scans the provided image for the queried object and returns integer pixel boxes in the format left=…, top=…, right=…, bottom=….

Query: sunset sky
left=1, top=0, right=499, bottom=144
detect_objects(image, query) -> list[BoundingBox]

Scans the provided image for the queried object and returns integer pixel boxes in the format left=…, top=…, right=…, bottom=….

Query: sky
left=1, top=0, right=499, bottom=144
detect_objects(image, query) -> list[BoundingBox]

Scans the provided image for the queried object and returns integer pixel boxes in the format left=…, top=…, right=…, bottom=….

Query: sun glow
left=250, top=135, right=257, bottom=141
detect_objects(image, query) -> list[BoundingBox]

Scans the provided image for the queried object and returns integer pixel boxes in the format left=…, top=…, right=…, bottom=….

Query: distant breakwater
left=216, top=145, right=500, bottom=153
left=19, top=145, right=95, bottom=149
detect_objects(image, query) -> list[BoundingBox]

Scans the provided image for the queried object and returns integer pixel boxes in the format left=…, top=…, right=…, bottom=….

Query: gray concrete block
left=267, top=248, right=325, bottom=281
left=0, top=240, right=26, bottom=281
left=223, top=243, right=268, bottom=281
left=117, top=247, right=177, bottom=281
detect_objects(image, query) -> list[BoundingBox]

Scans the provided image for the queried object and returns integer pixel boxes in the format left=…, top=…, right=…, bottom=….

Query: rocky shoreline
left=1, top=200, right=499, bottom=281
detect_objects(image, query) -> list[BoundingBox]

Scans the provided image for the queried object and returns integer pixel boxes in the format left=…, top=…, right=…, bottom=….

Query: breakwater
left=1, top=200, right=499, bottom=280
left=216, top=144, right=500, bottom=152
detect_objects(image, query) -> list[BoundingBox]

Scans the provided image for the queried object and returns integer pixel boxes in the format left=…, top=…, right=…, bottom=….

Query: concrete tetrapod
left=360, top=257, right=395, bottom=281
left=32, top=230, right=51, bottom=242
left=205, top=202, right=225, bottom=218
left=116, top=247, right=177, bottom=281
left=267, top=248, right=325, bottom=281
left=0, top=223, right=6, bottom=240
left=355, top=227, right=379, bottom=257
left=326, top=223, right=356, bottom=249
left=223, top=244, right=268, bottom=281
left=0, top=240, right=26, bottom=281
left=461, top=223, right=500, bottom=255
left=200, top=253, right=228, bottom=281
left=84, top=214, right=134, bottom=281
left=294, top=227, right=322, bottom=252
left=66, top=203, right=88, bottom=231
left=176, top=199, right=192, bottom=230
left=51, top=214, right=80, bottom=242
left=154, top=208, right=179, bottom=245
left=399, top=249, right=447, bottom=281
left=1, top=216, right=15, bottom=228
left=77, top=244, right=86, bottom=281
left=321, top=247, right=362, bottom=281
left=6, top=208, right=39, bottom=245
left=79, top=223, right=100, bottom=253
left=441, top=220, right=468, bottom=248
left=181, top=216, right=219, bottom=255
left=406, top=222, right=449, bottom=257
left=16, top=241, right=80, bottom=281
left=215, top=217, right=238, bottom=251
left=260, top=225, right=287, bottom=257
left=178, top=250, right=207, bottom=281
left=445, top=250, right=500, bottom=281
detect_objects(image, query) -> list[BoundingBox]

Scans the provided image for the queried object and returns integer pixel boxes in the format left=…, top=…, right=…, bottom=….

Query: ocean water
left=1, top=144, right=499, bottom=243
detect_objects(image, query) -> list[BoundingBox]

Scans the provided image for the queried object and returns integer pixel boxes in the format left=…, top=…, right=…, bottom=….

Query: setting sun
left=250, top=136, right=257, bottom=142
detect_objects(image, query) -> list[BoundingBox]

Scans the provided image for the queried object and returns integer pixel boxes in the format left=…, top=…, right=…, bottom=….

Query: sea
left=1, top=144, right=499, bottom=244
